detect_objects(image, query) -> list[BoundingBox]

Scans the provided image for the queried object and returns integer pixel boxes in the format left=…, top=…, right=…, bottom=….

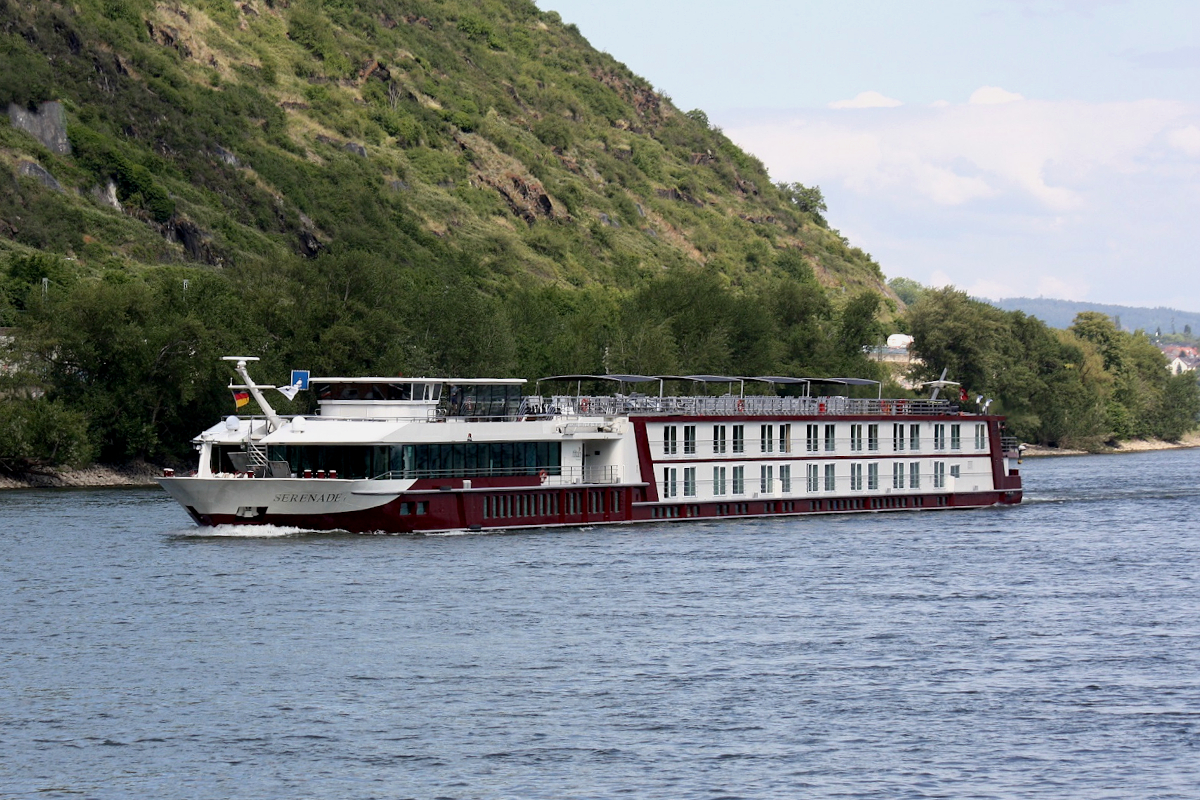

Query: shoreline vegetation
left=4, top=433, right=1198, bottom=491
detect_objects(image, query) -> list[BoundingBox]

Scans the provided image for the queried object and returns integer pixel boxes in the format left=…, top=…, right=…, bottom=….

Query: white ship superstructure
left=159, top=360, right=1023, bottom=532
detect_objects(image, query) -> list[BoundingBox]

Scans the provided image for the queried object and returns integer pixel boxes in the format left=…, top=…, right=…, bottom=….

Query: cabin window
left=713, top=425, right=727, bottom=455
left=732, top=466, right=745, bottom=495
left=683, top=467, right=697, bottom=497
left=868, top=463, right=880, bottom=490
left=934, top=424, right=946, bottom=451
left=850, top=463, right=863, bottom=491
left=663, top=467, right=677, bottom=498
left=779, top=424, right=791, bottom=454
left=780, top=464, right=791, bottom=493
left=892, top=424, right=905, bottom=452
left=806, top=464, right=819, bottom=492
left=950, top=465, right=961, bottom=478
left=824, top=464, right=836, bottom=491
left=760, top=424, right=774, bottom=453
left=806, top=424, right=820, bottom=453
left=713, top=466, right=727, bottom=496
left=443, top=384, right=519, bottom=418
left=850, top=424, right=863, bottom=452
left=951, top=424, right=962, bottom=450
left=760, top=465, right=773, bottom=493
left=893, top=462, right=905, bottom=489
left=664, top=426, right=677, bottom=455
left=909, top=462, right=921, bottom=489
left=909, top=424, right=921, bottom=451
left=683, top=425, right=696, bottom=455
left=934, top=461, right=946, bottom=488
left=824, top=424, right=836, bottom=452
left=868, top=424, right=880, bottom=451
left=974, top=424, right=985, bottom=450
left=732, top=425, right=745, bottom=454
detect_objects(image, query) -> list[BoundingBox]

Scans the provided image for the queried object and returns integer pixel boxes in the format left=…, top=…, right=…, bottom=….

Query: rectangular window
left=779, top=424, right=792, bottom=454
left=868, top=423, right=879, bottom=452
left=663, top=467, right=677, bottom=498
left=732, top=465, right=745, bottom=495
left=780, top=464, right=791, bottom=493
left=934, top=424, right=946, bottom=451
left=893, top=423, right=905, bottom=452
left=893, top=462, right=905, bottom=489
left=974, top=423, right=986, bottom=450
left=850, top=424, right=863, bottom=452
left=683, top=426, right=696, bottom=455
left=909, top=461, right=920, bottom=489
left=868, top=462, right=879, bottom=490
left=934, top=461, right=946, bottom=488
left=663, top=426, right=677, bottom=455
left=824, top=463, right=836, bottom=491
left=732, top=425, right=745, bottom=454
left=806, top=424, right=820, bottom=452
left=850, top=463, right=863, bottom=491
left=909, top=424, right=920, bottom=451
left=806, top=464, right=819, bottom=492
left=951, top=424, right=961, bottom=450
left=713, top=466, right=727, bottom=496
left=760, top=464, right=774, bottom=493
left=950, top=464, right=961, bottom=478
left=824, top=424, right=836, bottom=452
left=761, top=424, right=774, bottom=453
left=684, top=467, right=697, bottom=497
left=713, top=425, right=727, bottom=455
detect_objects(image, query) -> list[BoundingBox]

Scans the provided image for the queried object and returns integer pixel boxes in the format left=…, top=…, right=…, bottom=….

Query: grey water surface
left=2, top=450, right=1199, bottom=799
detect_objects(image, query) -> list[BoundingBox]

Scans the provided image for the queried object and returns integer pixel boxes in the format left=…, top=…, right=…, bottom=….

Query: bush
left=0, top=397, right=95, bottom=473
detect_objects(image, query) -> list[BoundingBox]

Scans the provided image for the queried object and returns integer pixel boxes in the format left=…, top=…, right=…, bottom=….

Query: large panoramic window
left=264, top=441, right=562, bottom=480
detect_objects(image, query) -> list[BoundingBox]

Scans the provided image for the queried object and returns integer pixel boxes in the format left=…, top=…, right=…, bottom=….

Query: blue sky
left=542, top=0, right=1200, bottom=310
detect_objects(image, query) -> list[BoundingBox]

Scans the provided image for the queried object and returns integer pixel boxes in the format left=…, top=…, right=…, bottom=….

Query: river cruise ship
left=158, top=358, right=1023, bottom=532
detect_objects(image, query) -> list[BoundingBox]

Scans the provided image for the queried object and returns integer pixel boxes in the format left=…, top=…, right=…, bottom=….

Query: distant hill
left=988, top=297, right=1200, bottom=336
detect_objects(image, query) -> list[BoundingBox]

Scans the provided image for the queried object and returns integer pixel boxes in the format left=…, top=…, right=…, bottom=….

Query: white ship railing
left=544, top=395, right=956, bottom=418
left=369, top=465, right=621, bottom=485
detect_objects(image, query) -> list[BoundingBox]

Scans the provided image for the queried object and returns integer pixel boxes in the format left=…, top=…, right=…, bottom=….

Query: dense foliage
left=1, top=250, right=888, bottom=467
left=906, top=288, right=1200, bottom=448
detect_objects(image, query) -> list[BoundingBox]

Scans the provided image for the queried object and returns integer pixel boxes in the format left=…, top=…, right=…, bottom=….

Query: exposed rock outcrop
left=7, top=101, right=71, bottom=155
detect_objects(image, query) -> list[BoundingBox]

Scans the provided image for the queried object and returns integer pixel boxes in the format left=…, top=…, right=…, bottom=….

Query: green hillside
left=0, top=0, right=890, bottom=291
left=1, top=0, right=901, bottom=466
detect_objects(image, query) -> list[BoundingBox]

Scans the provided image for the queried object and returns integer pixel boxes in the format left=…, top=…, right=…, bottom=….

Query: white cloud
left=969, top=86, right=1025, bottom=105
left=829, top=91, right=903, bottom=109
left=720, top=97, right=1200, bottom=308
left=1168, top=125, right=1200, bottom=157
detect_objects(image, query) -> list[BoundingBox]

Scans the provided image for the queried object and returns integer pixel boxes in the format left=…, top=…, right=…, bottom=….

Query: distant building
left=1168, top=355, right=1200, bottom=375
left=1161, top=344, right=1199, bottom=361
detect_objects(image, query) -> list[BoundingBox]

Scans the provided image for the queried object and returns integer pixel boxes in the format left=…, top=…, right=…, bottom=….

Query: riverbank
left=1020, top=430, right=1200, bottom=457
left=0, top=462, right=162, bottom=490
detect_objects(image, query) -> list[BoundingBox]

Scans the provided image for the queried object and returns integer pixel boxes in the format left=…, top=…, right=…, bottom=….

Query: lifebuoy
left=736, top=398, right=745, bottom=413
left=538, top=470, right=548, bottom=484
left=580, top=398, right=590, bottom=413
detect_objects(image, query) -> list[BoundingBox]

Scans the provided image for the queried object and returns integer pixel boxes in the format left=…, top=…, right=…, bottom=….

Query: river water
left=2, top=450, right=1199, bottom=799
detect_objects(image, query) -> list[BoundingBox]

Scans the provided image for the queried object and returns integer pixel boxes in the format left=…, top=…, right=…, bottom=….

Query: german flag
left=232, top=390, right=250, bottom=409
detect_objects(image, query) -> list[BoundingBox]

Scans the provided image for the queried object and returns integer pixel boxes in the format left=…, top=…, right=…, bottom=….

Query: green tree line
left=905, top=287, right=1200, bottom=448
left=0, top=249, right=888, bottom=471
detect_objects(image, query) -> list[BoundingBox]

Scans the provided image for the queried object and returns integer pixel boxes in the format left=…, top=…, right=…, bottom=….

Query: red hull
left=192, top=484, right=1022, bottom=533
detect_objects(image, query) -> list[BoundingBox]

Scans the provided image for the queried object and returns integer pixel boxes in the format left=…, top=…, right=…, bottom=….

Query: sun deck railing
left=543, top=395, right=957, bottom=418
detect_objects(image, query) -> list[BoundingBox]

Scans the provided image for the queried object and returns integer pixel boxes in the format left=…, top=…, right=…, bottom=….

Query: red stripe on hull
left=195, top=486, right=1021, bottom=533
